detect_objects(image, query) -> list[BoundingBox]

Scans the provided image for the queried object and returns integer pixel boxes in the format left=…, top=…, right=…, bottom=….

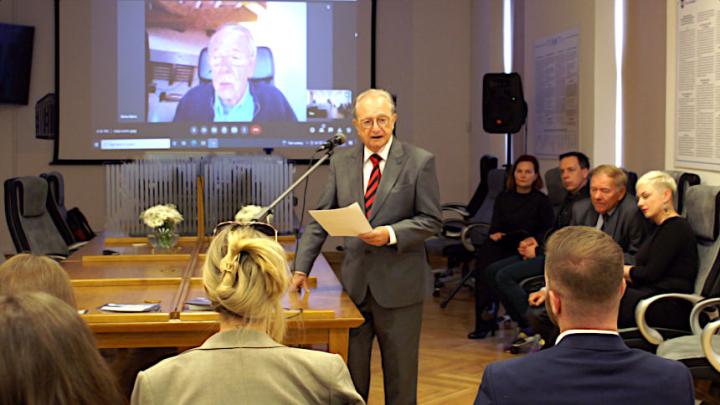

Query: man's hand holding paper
left=308, top=202, right=373, bottom=236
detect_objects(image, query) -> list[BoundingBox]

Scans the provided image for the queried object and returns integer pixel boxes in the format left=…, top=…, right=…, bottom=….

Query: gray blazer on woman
left=131, top=329, right=364, bottom=405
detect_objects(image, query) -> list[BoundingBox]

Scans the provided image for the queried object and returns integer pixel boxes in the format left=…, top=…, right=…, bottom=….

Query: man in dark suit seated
left=173, top=24, right=297, bottom=123
left=526, top=164, right=649, bottom=347
left=474, top=226, right=694, bottom=405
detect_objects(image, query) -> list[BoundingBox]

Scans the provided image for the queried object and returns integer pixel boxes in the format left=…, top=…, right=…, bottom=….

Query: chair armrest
left=68, top=241, right=89, bottom=251
left=690, top=297, right=720, bottom=335
left=635, top=293, right=705, bottom=345
left=460, top=223, right=490, bottom=252
left=47, top=254, right=68, bottom=262
left=519, top=275, right=545, bottom=293
left=701, top=319, right=720, bottom=373
left=441, top=205, right=470, bottom=218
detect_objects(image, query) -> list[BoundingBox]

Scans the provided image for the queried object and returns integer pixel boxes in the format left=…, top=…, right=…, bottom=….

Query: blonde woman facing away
left=131, top=222, right=364, bottom=405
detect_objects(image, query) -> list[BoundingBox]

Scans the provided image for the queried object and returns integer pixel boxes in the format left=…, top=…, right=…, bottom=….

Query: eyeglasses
left=209, top=53, right=252, bottom=68
left=212, top=220, right=278, bottom=241
left=358, top=115, right=392, bottom=129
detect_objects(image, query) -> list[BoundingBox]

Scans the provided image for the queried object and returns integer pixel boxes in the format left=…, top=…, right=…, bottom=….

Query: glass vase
left=148, top=227, right=179, bottom=252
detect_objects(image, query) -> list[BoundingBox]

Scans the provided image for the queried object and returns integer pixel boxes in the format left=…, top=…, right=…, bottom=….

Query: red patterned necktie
left=364, top=154, right=382, bottom=218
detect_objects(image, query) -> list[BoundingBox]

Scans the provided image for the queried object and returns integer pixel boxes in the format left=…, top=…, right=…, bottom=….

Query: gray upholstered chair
left=666, top=170, right=701, bottom=214
left=631, top=185, right=720, bottom=353
left=544, top=167, right=565, bottom=216
left=4, top=176, right=70, bottom=257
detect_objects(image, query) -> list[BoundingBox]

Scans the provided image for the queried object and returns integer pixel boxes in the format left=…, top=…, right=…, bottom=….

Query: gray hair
left=353, top=88, right=396, bottom=118
left=209, top=24, right=257, bottom=59
left=589, top=164, right=627, bottom=190
left=636, top=170, right=677, bottom=197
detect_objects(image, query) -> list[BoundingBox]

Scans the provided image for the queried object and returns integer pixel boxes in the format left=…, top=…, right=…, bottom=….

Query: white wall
left=664, top=0, right=720, bottom=184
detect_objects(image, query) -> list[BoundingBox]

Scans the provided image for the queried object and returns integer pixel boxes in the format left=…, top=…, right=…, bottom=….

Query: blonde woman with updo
left=618, top=171, right=699, bottom=328
left=131, top=222, right=364, bottom=405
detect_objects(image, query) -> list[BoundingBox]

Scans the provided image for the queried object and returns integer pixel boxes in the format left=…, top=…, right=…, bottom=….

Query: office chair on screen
left=198, top=46, right=275, bottom=85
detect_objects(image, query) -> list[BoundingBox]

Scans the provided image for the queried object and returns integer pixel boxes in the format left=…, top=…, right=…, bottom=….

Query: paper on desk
left=308, top=202, right=373, bottom=236
left=99, top=303, right=161, bottom=313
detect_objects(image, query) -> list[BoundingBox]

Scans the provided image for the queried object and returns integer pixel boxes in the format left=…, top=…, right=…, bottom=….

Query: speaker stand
left=505, top=132, right=513, bottom=166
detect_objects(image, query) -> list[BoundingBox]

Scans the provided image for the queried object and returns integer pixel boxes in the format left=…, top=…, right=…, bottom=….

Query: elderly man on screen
left=173, top=24, right=296, bottom=123
left=474, top=227, right=694, bottom=405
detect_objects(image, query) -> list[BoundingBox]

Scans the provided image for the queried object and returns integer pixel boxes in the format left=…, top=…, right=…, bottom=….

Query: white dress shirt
left=555, top=329, right=620, bottom=345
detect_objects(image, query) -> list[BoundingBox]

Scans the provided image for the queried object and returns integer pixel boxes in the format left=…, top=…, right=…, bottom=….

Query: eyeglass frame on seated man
left=212, top=220, right=278, bottom=241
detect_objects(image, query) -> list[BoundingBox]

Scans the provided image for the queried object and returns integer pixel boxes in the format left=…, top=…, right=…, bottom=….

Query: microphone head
left=333, top=133, right=347, bottom=145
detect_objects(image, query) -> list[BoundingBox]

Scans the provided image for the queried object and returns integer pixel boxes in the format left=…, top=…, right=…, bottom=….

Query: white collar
left=363, top=136, right=393, bottom=162
left=555, top=329, right=619, bottom=345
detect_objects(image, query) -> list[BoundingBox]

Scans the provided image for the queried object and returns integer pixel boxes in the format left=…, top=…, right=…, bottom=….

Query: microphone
left=317, top=133, right=346, bottom=151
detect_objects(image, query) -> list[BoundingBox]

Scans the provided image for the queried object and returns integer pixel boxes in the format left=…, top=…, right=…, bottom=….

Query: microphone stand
left=253, top=147, right=335, bottom=223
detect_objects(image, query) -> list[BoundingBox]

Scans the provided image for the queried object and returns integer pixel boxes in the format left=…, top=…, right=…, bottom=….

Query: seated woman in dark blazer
left=468, top=154, right=554, bottom=339
left=619, top=171, right=698, bottom=327
left=131, top=218, right=364, bottom=405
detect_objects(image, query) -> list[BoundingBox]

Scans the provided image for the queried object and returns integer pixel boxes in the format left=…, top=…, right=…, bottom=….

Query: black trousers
left=473, top=240, right=516, bottom=330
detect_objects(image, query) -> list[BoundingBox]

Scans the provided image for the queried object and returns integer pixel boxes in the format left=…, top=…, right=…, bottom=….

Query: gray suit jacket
left=295, top=138, right=442, bottom=308
left=131, top=329, right=364, bottom=405
left=570, top=194, right=649, bottom=264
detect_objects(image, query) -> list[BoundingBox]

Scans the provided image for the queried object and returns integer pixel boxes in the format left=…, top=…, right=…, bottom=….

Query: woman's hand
left=528, top=288, right=547, bottom=307
left=489, top=232, right=505, bottom=242
left=623, top=265, right=633, bottom=282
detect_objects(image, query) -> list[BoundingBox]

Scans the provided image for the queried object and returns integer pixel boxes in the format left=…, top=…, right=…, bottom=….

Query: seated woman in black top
left=468, top=155, right=554, bottom=339
left=619, top=171, right=699, bottom=328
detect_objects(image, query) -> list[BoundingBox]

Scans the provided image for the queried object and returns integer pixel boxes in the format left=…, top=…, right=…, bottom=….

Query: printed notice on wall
left=532, top=29, right=579, bottom=158
left=675, top=0, right=720, bottom=170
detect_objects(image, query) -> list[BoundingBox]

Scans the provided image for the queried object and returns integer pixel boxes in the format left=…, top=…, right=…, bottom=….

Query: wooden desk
left=65, top=234, right=364, bottom=361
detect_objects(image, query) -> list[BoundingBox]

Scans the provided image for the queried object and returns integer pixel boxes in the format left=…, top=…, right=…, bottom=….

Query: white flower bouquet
left=140, top=204, right=184, bottom=230
left=141, top=204, right=183, bottom=251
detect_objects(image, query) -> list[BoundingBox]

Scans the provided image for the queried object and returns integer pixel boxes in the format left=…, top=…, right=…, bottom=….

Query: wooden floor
left=366, top=283, right=517, bottom=405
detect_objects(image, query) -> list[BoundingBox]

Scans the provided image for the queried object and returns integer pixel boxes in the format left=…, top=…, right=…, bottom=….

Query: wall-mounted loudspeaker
left=482, top=73, right=527, bottom=134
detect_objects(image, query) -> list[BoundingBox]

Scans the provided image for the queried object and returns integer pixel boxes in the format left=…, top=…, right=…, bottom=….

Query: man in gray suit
left=292, top=88, right=441, bottom=404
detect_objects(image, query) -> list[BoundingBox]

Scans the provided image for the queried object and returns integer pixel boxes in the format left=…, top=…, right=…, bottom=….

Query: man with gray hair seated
left=527, top=164, right=649, bottom=347
left=474, top=226, right=694, bottom=405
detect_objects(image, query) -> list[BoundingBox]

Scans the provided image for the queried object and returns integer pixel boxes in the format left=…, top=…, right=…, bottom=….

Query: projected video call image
left=58, top=0, right=370, bottom=159
left=307, top=89, right=352, bottom=120
left=146, top=0, right=308, bottom=123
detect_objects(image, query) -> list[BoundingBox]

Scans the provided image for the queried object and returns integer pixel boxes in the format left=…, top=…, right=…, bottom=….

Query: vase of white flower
left=140, top=204, right=183, bottom=252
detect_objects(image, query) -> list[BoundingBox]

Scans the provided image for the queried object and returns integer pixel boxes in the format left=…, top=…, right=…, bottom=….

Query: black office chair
left=40, top=171, right=93, bottom=246
left=427, top=156, right=498, bottom=294
left=544, top=167, right=565, bottom=216
left=437, top=168, right=508, bottom=308
left=4, top=176, right=70, bottom=258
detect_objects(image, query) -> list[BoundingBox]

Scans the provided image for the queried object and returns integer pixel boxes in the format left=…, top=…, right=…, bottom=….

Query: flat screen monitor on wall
left=0, top=23, right=34, bottom=105
left=56, top=0, right=373, bottom=161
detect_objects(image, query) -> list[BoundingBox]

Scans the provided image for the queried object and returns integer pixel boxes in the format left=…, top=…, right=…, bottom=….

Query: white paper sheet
left=308, top=202, right=373, bottom=236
